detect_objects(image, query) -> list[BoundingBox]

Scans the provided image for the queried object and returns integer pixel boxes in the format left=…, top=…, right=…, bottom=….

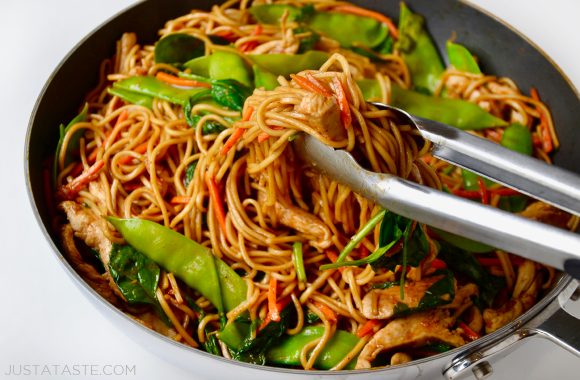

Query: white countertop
left=1, top=0, right=579, bottom=379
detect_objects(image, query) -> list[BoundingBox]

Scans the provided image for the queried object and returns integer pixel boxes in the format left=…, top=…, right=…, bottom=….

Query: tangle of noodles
left=52, top=0, right=576, bottom=370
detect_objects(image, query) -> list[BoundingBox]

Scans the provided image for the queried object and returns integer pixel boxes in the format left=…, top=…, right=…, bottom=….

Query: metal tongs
left=293, top=102, right=580, bottom=279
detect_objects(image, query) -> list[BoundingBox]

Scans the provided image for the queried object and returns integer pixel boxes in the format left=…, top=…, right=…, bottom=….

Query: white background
left=1, top=0, right=579, bottom=379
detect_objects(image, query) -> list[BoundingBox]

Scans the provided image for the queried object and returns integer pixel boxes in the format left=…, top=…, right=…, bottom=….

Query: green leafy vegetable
left=183, top=160, right=198, bottom=188
left=305, top=309, right=320, bottom=324
left=438, top=243, right=505, bottom=307
left=231, top=306, right=293, bottom=365
left=432, top=227, right=494, bottom=254
left=108, top=243, right=160, bottom=305
left=372, top=215, right=427, bottom=271
left=154, top=33, right=205, bottom=65
left=296, top=26, right=320, bottom=53
left=370, top=281, right=398, bottom=290
left=210, top=79, right=252, bottom=111
left=188, top=114, right=227, bottom=135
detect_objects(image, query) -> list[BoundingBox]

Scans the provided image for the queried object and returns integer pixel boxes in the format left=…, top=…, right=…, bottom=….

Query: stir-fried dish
left=50, top=0, right=578, bottom=370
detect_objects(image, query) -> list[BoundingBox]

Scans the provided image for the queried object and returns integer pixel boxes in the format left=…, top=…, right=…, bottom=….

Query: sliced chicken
left=519, top=201, right=571, bottom=229
left=295, top=92, right=346, bottom=141
left=60, top=224, right=120, bottom=305
left=361, top=275, right=447, bottom=319
left=442, top=283, right=479, bottom=309
left=60, top=201, right=113, bottom=268
left=356, top=309, right=465, bottom=369
left=483, top=261, right=539, bottom=333
left=258, top=191, right=331, bottom=248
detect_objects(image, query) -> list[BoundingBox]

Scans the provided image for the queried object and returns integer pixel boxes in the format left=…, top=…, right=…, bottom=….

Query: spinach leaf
left=372, top=218, right=428, bottom=271
left=184, top=160, right=198, bottom=188
left=438, top=243, right=505, bottom=307
left=391, top=270, right=456, bottom=318
left=109, top=243, right=160, bottom=304
left=184, top=295, right=222, bottom=357
left=210, top=79, right=252, bottom=111
left=154, top=33, right=205, bottom=65
left=305, top=309, right=320, bottom=324
left=188, top=114, right=227, bottom=135
left=296, top=26, right=320, bottom=53
left=231, top=306, right=293, bottom=365
left=420, top=342, right=453, bottom=354
left=370, top=281, right=398, bottom=290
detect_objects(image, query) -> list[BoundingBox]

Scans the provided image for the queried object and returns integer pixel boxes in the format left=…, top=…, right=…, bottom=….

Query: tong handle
left=295, top=134, right=580, bottom=279
left=413, top=115, right=580, bottom=216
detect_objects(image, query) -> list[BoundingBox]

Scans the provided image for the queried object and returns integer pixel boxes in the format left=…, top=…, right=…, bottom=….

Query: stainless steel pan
left=24, top=0, right=580, bottom=378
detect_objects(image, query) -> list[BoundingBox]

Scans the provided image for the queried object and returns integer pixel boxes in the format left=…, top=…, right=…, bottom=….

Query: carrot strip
left=212, top=30, right=238, bottom=42
left=306, top=73, right=333, bottom=97
left=156, top=72, right=211, bottom=88
left=530, top=88, right=553, bottom=153
left=58, top=160, right=105, bottom=200
left=257, top=132, right=271, bottom=143
left=430, top=258, right=447, bottom=270
left=332, top=76, right=352, bottom=129
left=242, top=105, right=254, bottom=122
left=259, top=295, right=291, bottom=330
left=313, top=301, right=337, bottom=324
left=291, top=74, right=331, bottom=97
left=332, top=5, right=399, bottom=39
left=477, top=178, right=489, bottom=205
left=170, top=196, right=191, bottom=205
left=477, top=256, right=524, bottom=267
left=238, top=24, right=263, bottom=52
left=458, top=321, right=480, bottom=341
left=221, top=127, right=245, bottom=156
left=117, top=141, right=149, bottom=165
left=357, top=319, right=382, bottom=338
left=325, top=250, right=345, bottom=273
left=206, top=176, right=227, bottom=234
left=268, top=277, right=280, bottom=322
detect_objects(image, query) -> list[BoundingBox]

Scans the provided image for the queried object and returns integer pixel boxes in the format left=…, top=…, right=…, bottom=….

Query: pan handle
left=443, top=279, right=580, bottom=380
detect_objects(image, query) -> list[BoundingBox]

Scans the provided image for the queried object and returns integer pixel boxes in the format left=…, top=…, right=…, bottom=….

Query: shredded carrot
left=206, top=176, right=227, bottom=234
left=306, top=73, right=333, bottom=97
left=430, top=258, right=447, bottom=270
left=257, top=132, right=271, bottom=143
left=477, top=178, right=489, bottom=205
left=242, top=105, right=254, bottom=122
left=268, top=277, right=280, bottom=322
left=458, top=321, right=480, bottom=341
left=238, top=24, right=263, bottom=52
left=454, top=186, right=519, bottom=199
left=221, top=127, right=245, bottom=156
left=421, top=155, right=433, bottom=164
left=58, top=160, right=105, bottom=200
left=170, top=196, right=191, bottom=205
left=156, top=72, right=211, bottom=88
left=313, top=301, right=337, bottom=324
left=291, top=74, right=331, bottom=97
left=212, top=30, right=238, bottom=42
left=477, top=256, right=524, bottom=267
left=530, top=88, right=553, bottom=153
left=332, top=76, right=352, bottom=129
left=325, top=250, right=344, bottom=273
left=357, top=319, right=382, bottom=338
left=117, top=141, right=148, bottom=165
left=332, top=5, right=399, bottom=39
left=259, top=295, right=291, bottom=330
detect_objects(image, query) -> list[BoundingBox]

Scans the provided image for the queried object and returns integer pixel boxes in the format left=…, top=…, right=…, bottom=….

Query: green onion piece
left=320, top=238, right=398, bottom=271
left=399, top=220, right=413, bottom=299
left=293, top=242, right=306, bottom=283
left=336, top=209, right=386, bottom=263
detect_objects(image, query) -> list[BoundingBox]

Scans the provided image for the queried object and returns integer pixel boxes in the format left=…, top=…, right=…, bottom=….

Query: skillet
left=25, top=0, right=580, bottom=378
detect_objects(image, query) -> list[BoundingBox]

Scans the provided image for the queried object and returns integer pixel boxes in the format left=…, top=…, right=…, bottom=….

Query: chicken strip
left=361, top=276, right=446, bottom=319
left=295, top=92, right=346, bottom=141
left=356, top=309, right=465, bottom=369
left=519, top=201, right=571, bottom=229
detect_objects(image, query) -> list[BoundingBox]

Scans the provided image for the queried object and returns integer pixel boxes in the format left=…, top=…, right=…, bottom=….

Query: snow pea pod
left=184, top=51, right=252, bottom=87
left=108, top=217, right=247, bottom=313
left=249, top=4, right=388, bottom=48
left=248, top=51, right=329, bottom=78
left=253, top=64, right=279, bottom=90
left=266, top=326, right=360, bottom=369
left=112, top=76, right=207, bottom=107
left=447, top=41, right=481, bottom=74
left=397, top=3, right=444, bottom=94
left=358, top=80, right=507, bottom=130
left=501, top=123, right=533, bottom=155
left=107, top=87, right=153, bottom=108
